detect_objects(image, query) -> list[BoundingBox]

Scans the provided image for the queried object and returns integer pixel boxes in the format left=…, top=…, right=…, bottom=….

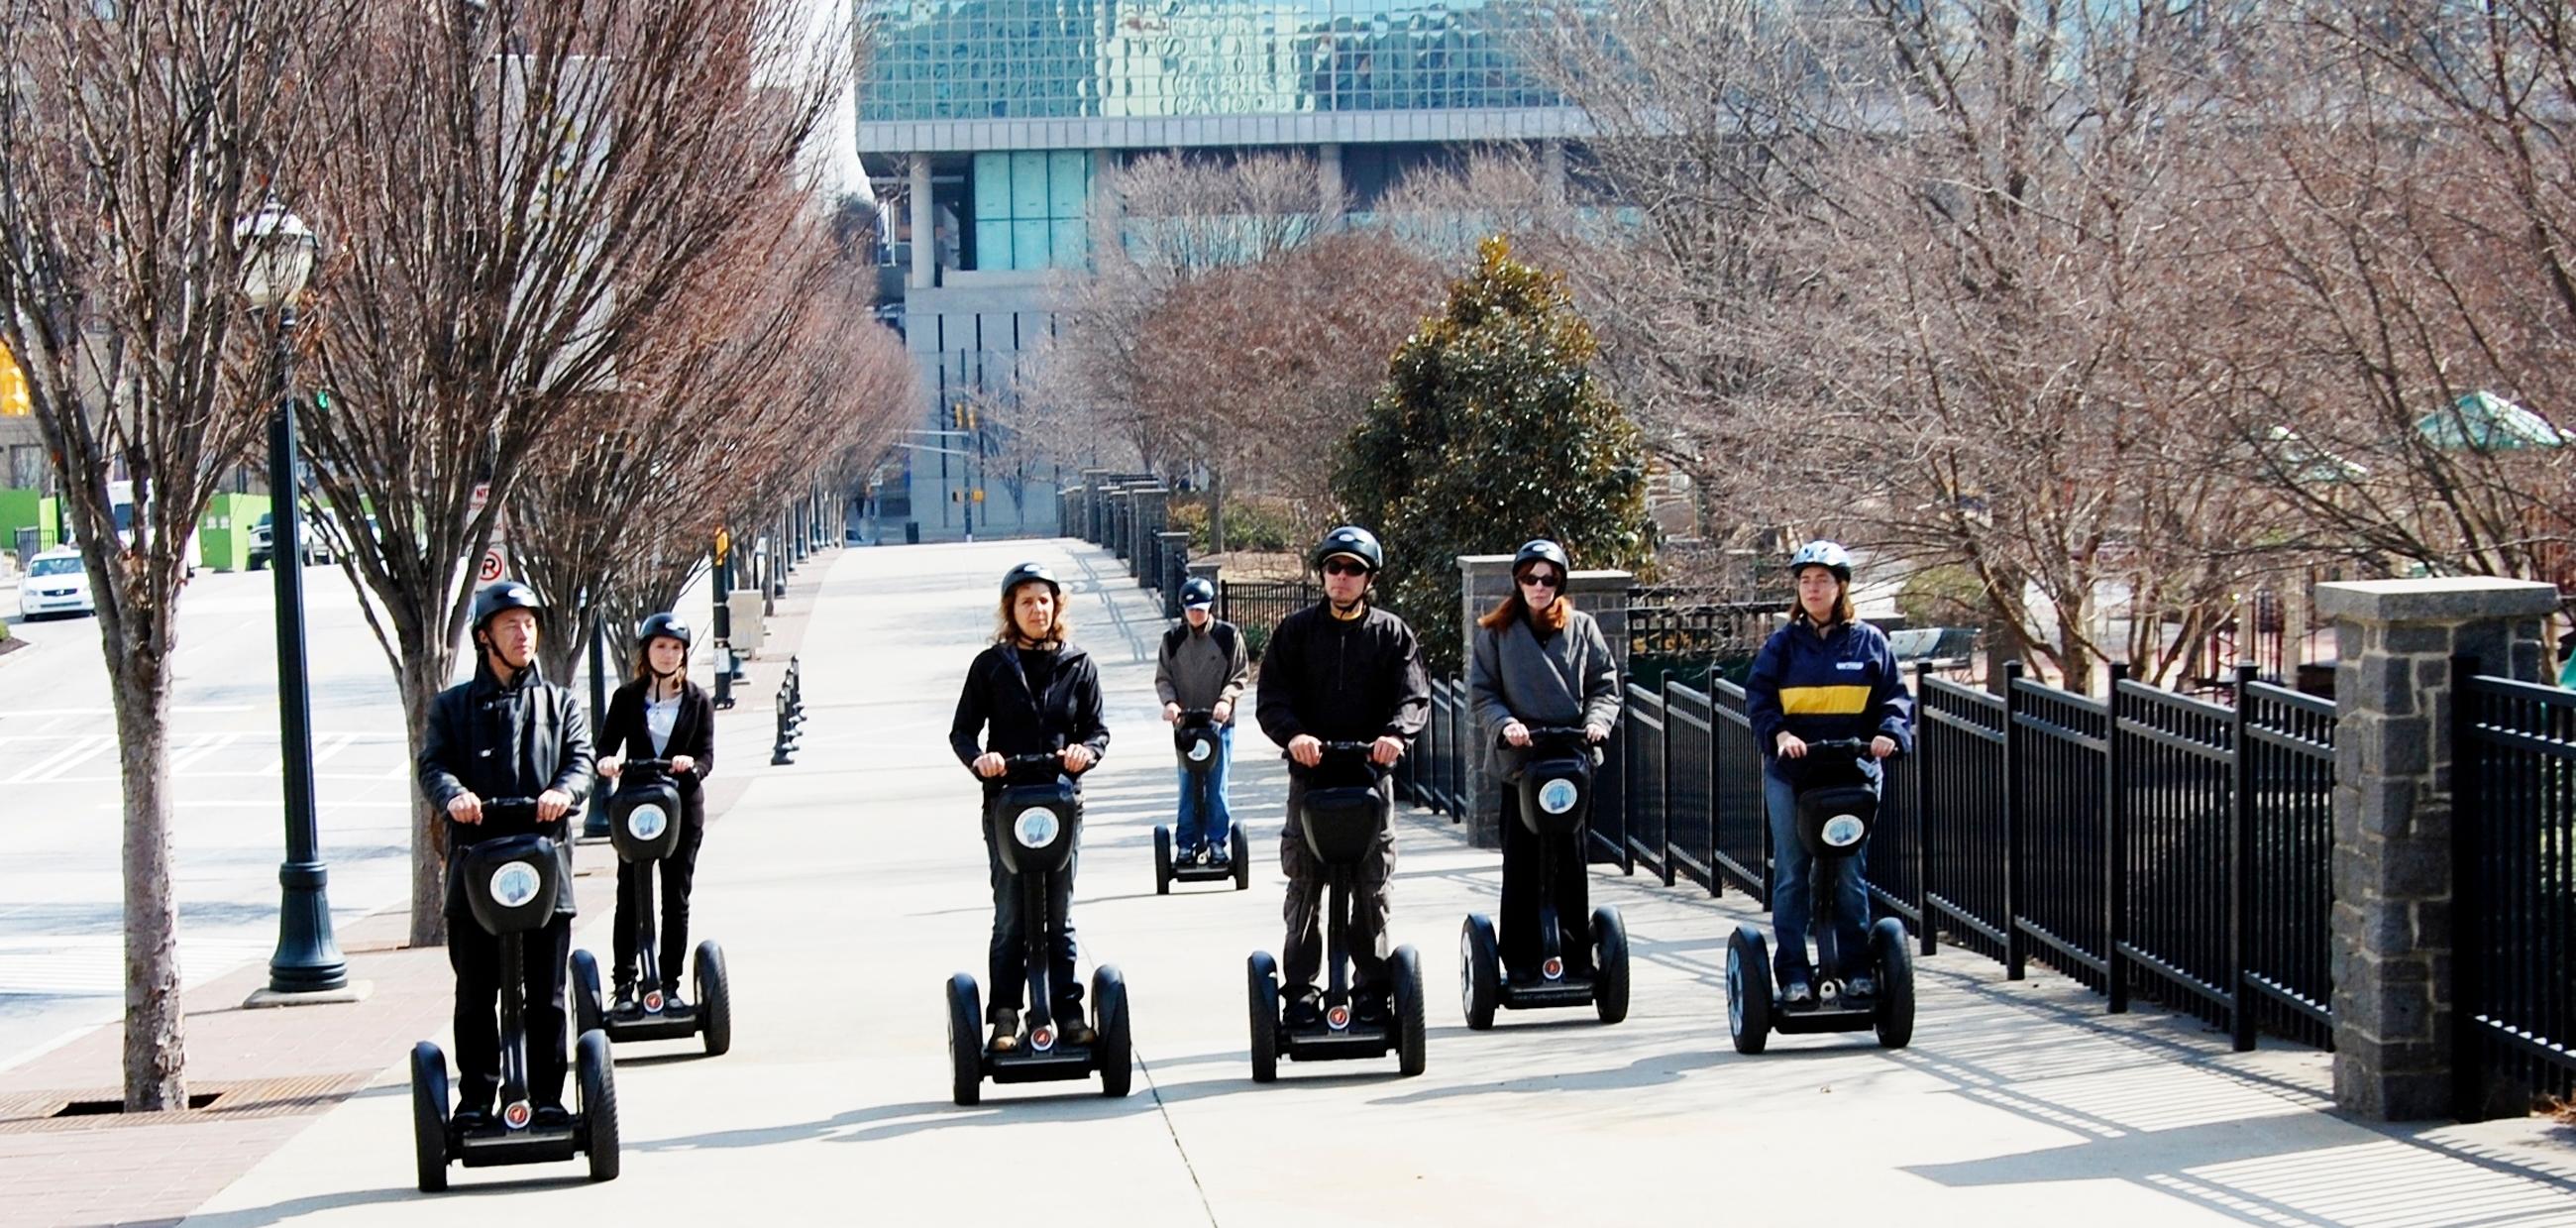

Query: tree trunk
left=1209, top=466, right=1228, bottom=556
left=401, top=655, right=451, bottom=949
left=111, top=641, right=183, bottom=1111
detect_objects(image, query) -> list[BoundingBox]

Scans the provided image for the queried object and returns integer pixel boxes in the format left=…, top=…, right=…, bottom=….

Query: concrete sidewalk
left=18, top=538, right=2576, bottom=1227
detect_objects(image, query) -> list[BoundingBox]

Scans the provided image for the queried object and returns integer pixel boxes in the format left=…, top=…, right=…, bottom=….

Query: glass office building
left=854, top=0, right=1582, bottom=540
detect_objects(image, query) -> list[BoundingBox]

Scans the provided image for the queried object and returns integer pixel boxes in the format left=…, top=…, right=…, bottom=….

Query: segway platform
left=569, top=761, right=733, bottom=1056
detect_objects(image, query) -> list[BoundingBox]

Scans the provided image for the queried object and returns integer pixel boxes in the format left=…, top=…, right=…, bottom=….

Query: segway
left=1461, top=726, right=1629, bottom=1029
left=1246, top=741, right=1426, bottom=1080
left=411, top=803, right=618, bottom=1191
left=947, top=751, right=1132, bottom=1105
left=1726, top=738, right=1914, bottom=1054
left=569, top=759, right=731, bottom=1056
left=1153, top=709, right=1250, bottom=894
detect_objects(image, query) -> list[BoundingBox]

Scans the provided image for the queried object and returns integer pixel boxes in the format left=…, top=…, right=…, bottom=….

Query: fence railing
left=1407, top=655, right=2341, bottom=1051
left=2452, top=663, right=2576, bottom=1114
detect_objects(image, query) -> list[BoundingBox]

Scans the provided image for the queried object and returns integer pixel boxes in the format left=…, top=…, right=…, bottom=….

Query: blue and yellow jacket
left=1745, top=615, right=1914, bottom=763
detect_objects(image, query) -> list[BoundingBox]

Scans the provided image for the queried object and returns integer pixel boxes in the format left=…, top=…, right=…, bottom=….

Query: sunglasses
left=1322, top=558, right=1372, bottom=577
left=1518, top=572, right=1561, bottom=589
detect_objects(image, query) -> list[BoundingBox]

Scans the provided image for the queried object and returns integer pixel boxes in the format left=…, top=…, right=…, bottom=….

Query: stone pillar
left=1157, top=531, right=1191, bottom=617
left=1079, top=468, right=1109, bottom=543
left=2312, top=577, right=2556, bottom=1120
left=1133, top=488, right=1168, bottom=585
left=1453, top=554, right=1636, bottom=849
left=908, top=154, right=934, bottom=290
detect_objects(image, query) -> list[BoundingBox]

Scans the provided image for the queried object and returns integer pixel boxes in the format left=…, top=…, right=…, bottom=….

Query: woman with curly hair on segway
left=948, top=562, right=1111, bottom=1054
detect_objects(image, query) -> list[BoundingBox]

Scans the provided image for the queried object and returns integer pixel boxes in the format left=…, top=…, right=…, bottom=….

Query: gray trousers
left=1279, top=775, right=1398, bottom=995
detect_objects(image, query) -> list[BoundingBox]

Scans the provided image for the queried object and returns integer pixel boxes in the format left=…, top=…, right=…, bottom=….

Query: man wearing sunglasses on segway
left=418, top=581, right=594, bottom=1134
left=1255, top=525, right=1431, bottom=1034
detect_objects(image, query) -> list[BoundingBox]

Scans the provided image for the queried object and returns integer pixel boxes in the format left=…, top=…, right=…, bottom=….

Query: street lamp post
left=242, top=200, right=347, bottom=995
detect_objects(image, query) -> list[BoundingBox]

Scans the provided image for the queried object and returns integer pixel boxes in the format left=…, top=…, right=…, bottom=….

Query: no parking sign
left=479, top=545, right=508, bottom=584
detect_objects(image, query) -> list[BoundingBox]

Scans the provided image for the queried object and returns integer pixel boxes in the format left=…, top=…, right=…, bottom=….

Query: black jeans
left=1498, top=791, right=1592, bottom=977
left=613, top=821, right=705, bottom=992
left=985, top=826, right=1081, bottom=1015
left=449, top=912, right=572, bottom=1112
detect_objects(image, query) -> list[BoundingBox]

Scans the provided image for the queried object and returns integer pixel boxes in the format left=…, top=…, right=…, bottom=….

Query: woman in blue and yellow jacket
left=1743, top=540, right=1914, bottom=1003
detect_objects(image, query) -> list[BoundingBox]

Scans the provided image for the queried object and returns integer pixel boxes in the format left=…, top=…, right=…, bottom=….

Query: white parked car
left=18, top=547, right=95, bottom=618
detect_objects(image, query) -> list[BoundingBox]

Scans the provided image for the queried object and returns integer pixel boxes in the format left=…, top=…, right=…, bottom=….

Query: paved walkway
left=7, top=539, right=2575, bottom=1227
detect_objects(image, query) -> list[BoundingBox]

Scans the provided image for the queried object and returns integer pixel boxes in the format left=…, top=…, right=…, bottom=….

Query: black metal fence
left=1408, top=654, right=2342, bottom=1050
left=2452, top=663, right=2576, bottom=1114
left=1216, top=579, right=1320, bottom=662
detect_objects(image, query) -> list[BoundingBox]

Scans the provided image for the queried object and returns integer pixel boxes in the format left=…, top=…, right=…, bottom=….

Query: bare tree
left=1032, top=150, right=1341, bottom=545
left=0, top=0, right=356, bottom=1109
left=1129, top=233, right=1444, bottom=544
left=300, top=0, right=847, bottom=945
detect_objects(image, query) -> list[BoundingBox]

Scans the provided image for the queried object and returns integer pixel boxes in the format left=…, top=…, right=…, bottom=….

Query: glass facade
left=860, top=0, right=1564, bottom=122
left=972, top=150, right=1093, bottom=270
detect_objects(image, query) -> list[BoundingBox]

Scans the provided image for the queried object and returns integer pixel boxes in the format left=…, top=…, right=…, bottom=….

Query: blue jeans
left=1175, top=725, right=1234, bottom=853
left=1763, top=766, right=1874, bottom=986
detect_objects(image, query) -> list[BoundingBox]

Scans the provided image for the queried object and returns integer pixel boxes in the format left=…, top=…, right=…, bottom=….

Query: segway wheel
left=1727, top=927, right=1771, bottom=1055
left=1230, top=825, right=1251, bottom=891
left=1093, top=965, right=1132, bottom=1098
left=1872, top=918, right=1916, bottom=1050
left=1392, top=945, right=1427, bottom=1077
left=1592, top=906, right=1631, bottom=1026
left=577, top=1030, right=619, bottom=1182
left=946, top=973, right=984, bottom=1106
left=1246, top=951, right=1280, bottom=1083
left=1458, top=914, right=1500, bottom=1031
left=570, top=948, right=604, bottom=1039
left=695, top=940, right=732, bottom=1057
left=409, top=1042, right=450, bottom=1193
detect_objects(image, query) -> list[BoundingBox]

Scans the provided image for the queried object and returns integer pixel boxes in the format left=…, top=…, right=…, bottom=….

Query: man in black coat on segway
left=1255, top=525, right=1431, bottom=1030
left=418, top=581, right=594, bottom=1131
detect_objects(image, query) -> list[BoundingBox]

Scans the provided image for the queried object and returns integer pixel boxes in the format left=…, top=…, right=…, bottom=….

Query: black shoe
left=1354, top=986, right=1392, bottom=1027
left=1208, top=845, right=1232, bottom=869
left=451, top=1105, right=493, bottom=1134
left=612, top=985, right=639, bottom=1016
left=987, top=1006, right=1022, bottom=1054
left=1284, top=988, right=1324, bottom=1030
left=1058, top=1011, right=1099, bottom=1048
left=663, top=991, right=691, bottom=1014
left=532, top=1105, right=573, bottom=1130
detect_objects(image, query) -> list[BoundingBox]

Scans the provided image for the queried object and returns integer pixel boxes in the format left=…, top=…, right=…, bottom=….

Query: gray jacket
left=1467, top=609, right=1622, bottom=779
left=1154, top=619, right=1250, bottom=722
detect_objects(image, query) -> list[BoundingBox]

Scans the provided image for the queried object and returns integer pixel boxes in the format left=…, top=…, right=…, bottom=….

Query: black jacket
left=1254, top=602, right=1432, bottom=748
left=598, top=677, right=716, bottom=828
left=949, top=640, right=1111, bottom=796
left=419, top=658, right=593, bottom=918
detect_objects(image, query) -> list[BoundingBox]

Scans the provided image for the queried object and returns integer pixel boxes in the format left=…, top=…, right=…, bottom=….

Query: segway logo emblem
left=502, top=1100, right=532, bottom=1130
left=489, top=862, right=542, bottom=909
left=1326, top=1004, right=1351, bottom=1032
left=643, top=990, right=665, bottom=1014
left=1187, top=737, right=1213, bottom=763
left=1822, top=814, right=1867, bottom=848
left=1538, top=779, right=1580, bottom=815
left=1028, top=1025, right=1056, bottom=1052
left=1013, top=807, right=1060, bottom=848
left=628, top=803, right=668, bottom=841
left=1543, top=955, right=1564, bottom=981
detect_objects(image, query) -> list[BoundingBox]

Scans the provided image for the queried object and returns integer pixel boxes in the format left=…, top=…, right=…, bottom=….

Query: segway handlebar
left=480, top=797, right=540, bottom=813
left=1521, top=725, right=1591, bottom=739
left=1177, top=708, right=1216, bottom=721
left=1002, top=751, right=1081, bottom=767
left=1798, top=736, right=1897, bottom=757
left=618, top=757, right=674, bottom=775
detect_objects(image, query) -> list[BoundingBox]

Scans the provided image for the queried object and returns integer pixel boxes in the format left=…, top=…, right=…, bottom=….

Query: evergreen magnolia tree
left=1338, top=236, right=1653, bottom=675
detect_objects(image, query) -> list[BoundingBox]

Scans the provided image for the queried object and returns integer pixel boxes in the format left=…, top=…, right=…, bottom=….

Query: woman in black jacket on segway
left=1467, top=539, right=1621, bottom=983
left=596, top=612, right=717, bottom=1015
left=949, top=562, right=1111, bottom=1054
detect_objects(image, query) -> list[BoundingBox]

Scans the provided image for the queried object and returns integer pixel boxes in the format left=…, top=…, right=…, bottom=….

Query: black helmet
left=1180, top=577, right=1217, bottom=610
left=636, top=612, right=692, bottom=650
left=1513, top=539, right=1570, bottom=578
left=1787, top=539, right=1854, bottom=584
left=1001, top=561, right=1060, bottom=599
left=470, top=581, right=544, bottom=631
left=1311, top=525, right=1383, bottom=574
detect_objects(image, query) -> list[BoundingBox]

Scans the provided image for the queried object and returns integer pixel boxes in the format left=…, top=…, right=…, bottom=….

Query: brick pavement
left=0, top=547, right=842, bottom=1228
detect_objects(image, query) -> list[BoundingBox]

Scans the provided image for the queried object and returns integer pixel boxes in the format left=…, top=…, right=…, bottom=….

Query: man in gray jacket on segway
left=418, top=581, right=594, bottom=1131
left=1255, top=525, right=1431, bottom=1030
